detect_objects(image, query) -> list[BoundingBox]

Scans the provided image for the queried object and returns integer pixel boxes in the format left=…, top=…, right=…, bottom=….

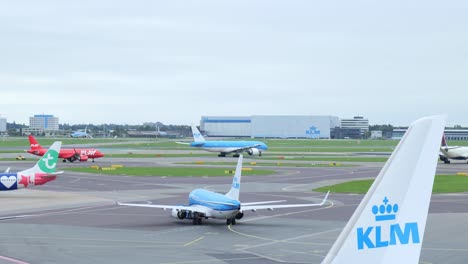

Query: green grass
left=269, top=147, right=394, bottom=153
left=176, top=161, right=355, bottom=168
left=314, top=175, right=468, bottom=194
left=105, top=153, right=215, bottom=158
left=262, top=156, right=388, bottom=162
left=0, top=158, right=39, bottom=162
left=0, top=137, right=143, bottom=147
left=64, top=166, right=275, bottom=177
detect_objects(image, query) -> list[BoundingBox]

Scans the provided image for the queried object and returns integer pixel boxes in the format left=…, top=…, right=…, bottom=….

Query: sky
left=0, top=1, right=467, bottom=126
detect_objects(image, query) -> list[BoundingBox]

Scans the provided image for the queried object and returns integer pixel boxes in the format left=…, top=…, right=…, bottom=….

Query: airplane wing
left=116, top=202, right=211, bottom=215
left=227, top=144, right=262, bottom=153
left=60, top=153, right=75, bottom=159
left=241, top=191, right=329, bottom=211
left=242, top=200, right=286, bottom=206
left=175, top=141, right=194, bottom=145
left=40, top=171, right=64, bottom=177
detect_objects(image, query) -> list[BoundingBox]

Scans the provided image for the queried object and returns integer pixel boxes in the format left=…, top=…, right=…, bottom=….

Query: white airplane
left=118, top=154, right=329, bottom=225
left=1, top=141, right=63, bottom=191
left=177, top=125, right=268, bottom=157
left=439, top=135, right=468, bottom=164
left=321, top=115, right=445, bottom=263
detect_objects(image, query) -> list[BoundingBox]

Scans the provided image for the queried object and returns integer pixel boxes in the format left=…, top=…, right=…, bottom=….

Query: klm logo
left=305, top=126, right=320, bottom=138
left=357, top=197, right=420, bottom=250
left=232, top=177, right=240, bottom=189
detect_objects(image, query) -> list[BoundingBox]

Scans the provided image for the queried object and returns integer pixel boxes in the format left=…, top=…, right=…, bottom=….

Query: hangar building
left=200, top=115, right=340, bottom=139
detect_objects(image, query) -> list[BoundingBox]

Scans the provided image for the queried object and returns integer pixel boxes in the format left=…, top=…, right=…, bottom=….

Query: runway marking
left=69, top=178, right=80, bottom=183
left=280, top=248, right=326, bottom=258
left=0, top=235, right=179, bottom=245
left=241, top=201, right=336, bottom=223
left=159, top=255, right=285, bottom=264
left=183, top=236, right=205, bottom=246
left=0, top=255, right=30, bottom=264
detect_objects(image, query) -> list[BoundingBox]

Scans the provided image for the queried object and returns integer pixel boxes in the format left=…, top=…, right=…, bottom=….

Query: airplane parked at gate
left=27, top=135, right=104, bottom=162
left=70, top=126, right=92, bottom=138
left=1, top=141, right=63, bottom=191
left=321, top=115, right=445, bottom=263
left=439, top=135, right=468, bottom=164
left=118, top=155, right=329, bottom=225
left=177, top=125, right=268, bottom=157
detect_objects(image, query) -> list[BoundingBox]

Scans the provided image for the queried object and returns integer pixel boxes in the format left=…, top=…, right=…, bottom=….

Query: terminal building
left=392, top=128, right=468, bottom=141
left=200, top=115, right=340, bottom=139
left=23, top=114, right=60, bottom=135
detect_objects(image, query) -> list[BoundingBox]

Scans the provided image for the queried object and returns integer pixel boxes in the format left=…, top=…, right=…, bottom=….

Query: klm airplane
left=321, top=115, right=445, bottom=264
left=0, top=142, right=63, bottom=191
left=118, top=155, right=329, bottom=225
left=70, top=126, right=92, bottom=138
left=178, top=125, right=268, bottom=157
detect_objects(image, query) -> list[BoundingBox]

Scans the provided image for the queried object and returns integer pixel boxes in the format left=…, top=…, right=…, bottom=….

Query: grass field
left=262, top=156, right=388, bottom=162
left=314, top=175, right=468, bottom=194
left=105, top=153, right=215, bottom=158
left=176, top=161, right=355, bottom=168
left=65, top=166, right=275, bottom=177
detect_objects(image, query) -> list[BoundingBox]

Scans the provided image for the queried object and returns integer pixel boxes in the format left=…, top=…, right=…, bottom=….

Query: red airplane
left=27, top=135, right=104, bottom=162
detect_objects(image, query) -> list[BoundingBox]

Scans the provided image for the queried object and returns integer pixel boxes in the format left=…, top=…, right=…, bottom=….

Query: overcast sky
left=1, top=1, right=467, bottom=126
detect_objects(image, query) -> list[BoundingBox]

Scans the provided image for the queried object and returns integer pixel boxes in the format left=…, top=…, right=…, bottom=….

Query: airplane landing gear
left=192, top=213, right=202, bottom=225
left=226, top=218, right=236, bottom=225
left=233, top=154, right=240, bottom=158
left=444, top=160, right=451, bottom=164
left=218, top=153, right=226, bottom=157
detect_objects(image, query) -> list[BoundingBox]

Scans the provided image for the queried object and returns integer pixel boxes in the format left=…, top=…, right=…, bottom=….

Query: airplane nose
left=97, top=151, right=104, bottom=157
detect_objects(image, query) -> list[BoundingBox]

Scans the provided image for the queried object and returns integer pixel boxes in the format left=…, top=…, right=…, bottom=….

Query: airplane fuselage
left=28, top=148, right=104, bottom=161
left=0, top=172, right=56, bottom=191
left=440, top=146, right=468, bottom=160
left=190, top=141, right=268, bottom=154
left=187, top=189, right=240, bottom=219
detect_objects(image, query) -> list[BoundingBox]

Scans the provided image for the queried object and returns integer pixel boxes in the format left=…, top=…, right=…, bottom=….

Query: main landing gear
left=226, top=218, right=236, bottom=225
left=218, top=153, right=226, bottom=157
left=192, top=213, right=203, bottom=225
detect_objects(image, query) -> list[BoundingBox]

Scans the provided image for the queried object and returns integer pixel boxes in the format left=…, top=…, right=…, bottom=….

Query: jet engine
left=172, top=209, right=186, bottom=219
left=235, top=212, right=244, bottom=220
left=247, top=148, right=261, bottom=156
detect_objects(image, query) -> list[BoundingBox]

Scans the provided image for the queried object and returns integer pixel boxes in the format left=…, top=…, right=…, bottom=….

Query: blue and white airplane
left=118, top=154, right=329, bottom=225
left=177, top=125, right=268, bottom=157
left=321, top=115, right=445, bottom=263
left=71, top=126, right=92, bottom=138
left=0, top=141, right=63, bottom=191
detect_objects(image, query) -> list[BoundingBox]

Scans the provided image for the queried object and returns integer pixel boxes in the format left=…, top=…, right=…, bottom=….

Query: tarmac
left=0, top=156, right=467, bottom=263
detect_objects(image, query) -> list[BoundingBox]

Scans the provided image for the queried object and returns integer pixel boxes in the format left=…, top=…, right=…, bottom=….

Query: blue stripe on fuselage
left=189, top=189, right=240, bottom=211
left=189, top=141, right=268, bottom=150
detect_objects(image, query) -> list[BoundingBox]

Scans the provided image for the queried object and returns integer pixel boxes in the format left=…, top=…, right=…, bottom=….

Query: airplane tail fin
left=322, top=115, right=445, bottom=264
left=28, top=135, right=43, bottom=150
left=28, top=141, right=61, bottom=174
left=191, top=125, right=206, bottom=143
left=441, top=134, right=448, bottom=147
left=225, top=155, right=243, bottom=200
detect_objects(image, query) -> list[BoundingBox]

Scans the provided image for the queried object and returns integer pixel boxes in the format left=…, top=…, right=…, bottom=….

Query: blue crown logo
left=371, top=197, right=399, bottom=222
